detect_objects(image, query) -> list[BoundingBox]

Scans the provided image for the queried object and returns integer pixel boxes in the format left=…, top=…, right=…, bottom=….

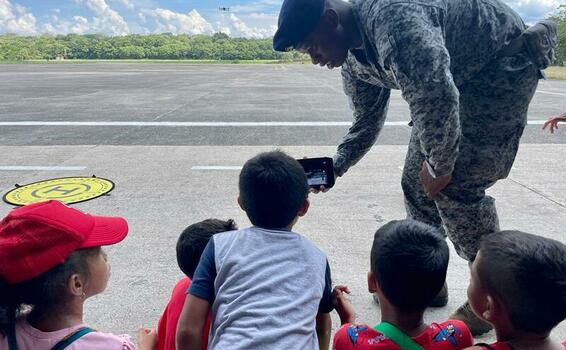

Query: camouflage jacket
left=334, top=0, right=527, bottom=177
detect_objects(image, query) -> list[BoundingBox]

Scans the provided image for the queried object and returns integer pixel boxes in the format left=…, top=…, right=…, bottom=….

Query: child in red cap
left=0, top=200, right=156, bottom=350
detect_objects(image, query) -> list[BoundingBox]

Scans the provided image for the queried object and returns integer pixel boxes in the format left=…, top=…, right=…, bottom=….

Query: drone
left=219, top=7, right=230, bottom=11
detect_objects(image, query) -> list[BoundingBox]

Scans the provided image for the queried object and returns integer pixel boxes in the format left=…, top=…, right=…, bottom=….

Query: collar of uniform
left=349, top=1, right=380, bottom=68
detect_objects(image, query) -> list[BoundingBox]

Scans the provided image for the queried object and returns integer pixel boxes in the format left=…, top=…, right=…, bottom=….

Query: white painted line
left=192, top=166, right=242, bottom=170
left=0, top=120, right=549, bottom=127
left=0, top=166, right=86, bottom=171
left=536, top=90, right=566, bottom=97
left=0, top=121, right=409, bottom=127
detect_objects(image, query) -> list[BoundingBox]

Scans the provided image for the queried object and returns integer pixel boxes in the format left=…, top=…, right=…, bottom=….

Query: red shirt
left=334, top=320, right=473, bottom=350
left=157, top=277, right=211, bottom=350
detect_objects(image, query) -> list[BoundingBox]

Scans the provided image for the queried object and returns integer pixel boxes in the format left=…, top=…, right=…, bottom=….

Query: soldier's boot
left=373, top=282, right=448, bottom=307
left=450, top=301, right=493, bottom=336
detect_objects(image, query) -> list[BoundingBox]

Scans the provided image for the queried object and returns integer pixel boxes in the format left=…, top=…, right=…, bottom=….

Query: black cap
left=273, top=0, right=325, bottom=52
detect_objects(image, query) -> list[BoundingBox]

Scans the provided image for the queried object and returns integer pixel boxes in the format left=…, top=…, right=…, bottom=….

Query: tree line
left=549, top=9, right=566, bottom=65
left=0, top=33, right=305, bottom=61
left=0, top=12, right=564, bottom=63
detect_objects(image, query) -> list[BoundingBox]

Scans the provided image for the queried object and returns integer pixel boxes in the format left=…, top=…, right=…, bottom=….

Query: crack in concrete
left=507, top=177, right=565, bottom=209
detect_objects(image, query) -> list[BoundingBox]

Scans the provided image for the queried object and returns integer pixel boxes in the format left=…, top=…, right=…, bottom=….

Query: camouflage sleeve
left=334, top=64, right=391, bottom=177
left=373, top=3, right=461, bottom=176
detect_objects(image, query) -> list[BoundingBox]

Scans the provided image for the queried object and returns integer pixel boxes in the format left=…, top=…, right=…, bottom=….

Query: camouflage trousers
left=401, top=55, right=539, bottom=261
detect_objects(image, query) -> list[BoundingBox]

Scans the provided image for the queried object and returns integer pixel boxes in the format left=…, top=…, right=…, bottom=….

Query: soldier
left=274, top=0, right=555, bottom=336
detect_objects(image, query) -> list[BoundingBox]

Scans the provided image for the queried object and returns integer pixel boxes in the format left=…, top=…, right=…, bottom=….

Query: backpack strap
left=51, top=327, right=95, bottom=350
left=374, top=322, right=426, bottom=350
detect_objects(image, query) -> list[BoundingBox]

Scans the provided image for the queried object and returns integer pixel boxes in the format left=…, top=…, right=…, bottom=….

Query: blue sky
left=0, top=0, right=563, bottom=37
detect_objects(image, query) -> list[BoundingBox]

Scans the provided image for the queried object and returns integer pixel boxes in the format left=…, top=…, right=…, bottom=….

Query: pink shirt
left=0, top=317, right=136, bottom=350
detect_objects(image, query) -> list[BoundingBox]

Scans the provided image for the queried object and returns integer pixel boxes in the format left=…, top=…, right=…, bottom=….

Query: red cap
left=0, top=200, right=128, bottom=285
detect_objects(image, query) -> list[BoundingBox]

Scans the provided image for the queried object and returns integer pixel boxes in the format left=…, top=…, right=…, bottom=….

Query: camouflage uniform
left=334, top=0, right=540, bottom=260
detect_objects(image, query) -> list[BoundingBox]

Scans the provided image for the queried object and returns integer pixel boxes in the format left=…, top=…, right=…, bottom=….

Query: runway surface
left=0, top=63, right=564, bottom=342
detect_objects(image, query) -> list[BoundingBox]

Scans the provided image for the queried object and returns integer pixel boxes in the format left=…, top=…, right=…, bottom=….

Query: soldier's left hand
left=419, top=161, right=452, bottom=198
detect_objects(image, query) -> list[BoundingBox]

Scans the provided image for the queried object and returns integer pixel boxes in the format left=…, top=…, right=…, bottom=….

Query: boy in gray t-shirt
left=176, top=151, right=333, bottom=350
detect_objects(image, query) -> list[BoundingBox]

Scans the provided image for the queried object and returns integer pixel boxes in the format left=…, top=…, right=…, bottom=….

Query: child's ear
left=482, top=295, right=496, bottom=321
left=237, top=196, right=245, bottom=211
left=68, top=274, right=86, bottom=298
left=367, top=271, right=378, bottom=293
left=297, top=198, right=310, bottom=217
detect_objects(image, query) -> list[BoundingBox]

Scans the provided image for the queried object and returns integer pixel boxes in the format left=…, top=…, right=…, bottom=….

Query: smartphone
left=297, top=157, right=335, bottom=189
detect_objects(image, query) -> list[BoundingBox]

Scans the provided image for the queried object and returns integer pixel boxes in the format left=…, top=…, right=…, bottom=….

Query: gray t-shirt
left=189, top=226, right=332, bottom=350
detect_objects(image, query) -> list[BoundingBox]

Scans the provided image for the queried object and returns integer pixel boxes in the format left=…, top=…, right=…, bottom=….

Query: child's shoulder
left=334, top=323, right=395, bottom=350
left=427, top=319, right=474, bottom=350
left=464, top=342, right=511, bottom=350
left=76, top=330, right=137, bottom=350
left=11, top=318, right=137, bottom=350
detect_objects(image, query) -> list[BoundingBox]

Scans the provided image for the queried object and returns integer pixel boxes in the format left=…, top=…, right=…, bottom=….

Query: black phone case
left=297, top=157, right=335, bottom=189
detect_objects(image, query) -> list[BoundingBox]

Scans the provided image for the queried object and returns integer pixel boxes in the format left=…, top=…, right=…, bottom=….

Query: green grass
left=0, top=59, right=311, bottom=65
left=545, top=66, right=566, bottom=80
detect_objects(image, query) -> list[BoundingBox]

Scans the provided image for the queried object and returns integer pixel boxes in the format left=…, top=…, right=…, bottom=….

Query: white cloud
left=43, top=15, right=90, bottom=35
left=504, top=0, right=562, bottom=22
left=142, top=8, right=215, bottom=35
left=231, top=0, right=281, bottom=14
left=78, top=0, right=130, bottom=35
left=0, top=0, right=37, bottom=34
left=112, top=0, right=134, bottom=10
left=227, top=13, right=276, bottom=38
left=42, top=0, right=132, bottom=35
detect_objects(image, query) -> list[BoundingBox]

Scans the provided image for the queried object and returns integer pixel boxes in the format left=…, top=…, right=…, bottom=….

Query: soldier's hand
left=419, top=161, right=452, bottom=198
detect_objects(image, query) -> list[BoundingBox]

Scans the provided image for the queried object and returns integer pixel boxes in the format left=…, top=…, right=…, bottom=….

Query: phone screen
left=306, top=169, right=328, bottom=186
left=297, top=157, right=335, bottom=189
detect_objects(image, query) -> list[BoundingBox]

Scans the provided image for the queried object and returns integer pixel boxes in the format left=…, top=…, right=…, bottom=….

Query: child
left=464, top=231, right=566, bottom=350
left=543, top=112, right=566, bottom=133
left=333, top=219, right=473, bottom=350
left=0, top=200, right=156, bottom=350
left=157, top=219, right=237, bottom=350
left=176, top=150, right=333, bottom=350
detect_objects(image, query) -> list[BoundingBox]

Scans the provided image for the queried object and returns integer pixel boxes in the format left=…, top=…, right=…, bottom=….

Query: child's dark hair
left=370, top=219, right=449, bottom=312
left=176, top=219, right=237, bottom=278
left=239, top=151, right=308, bottom=229
left=0, top=247, right=99, bottom=335
left=477, top=231, right=566, bottom=333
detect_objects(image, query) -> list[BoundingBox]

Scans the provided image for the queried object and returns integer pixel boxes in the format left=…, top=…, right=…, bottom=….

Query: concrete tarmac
left=0, top=64, right=564, bottom=344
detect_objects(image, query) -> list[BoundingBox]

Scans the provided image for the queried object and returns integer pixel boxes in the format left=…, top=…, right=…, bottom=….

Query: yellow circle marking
left=3, top=177, right=114, bottom=206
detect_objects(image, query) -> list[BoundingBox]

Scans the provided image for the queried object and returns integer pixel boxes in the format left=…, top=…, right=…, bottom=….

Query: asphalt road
left=0, top=63, right=564, bottom=343
left=0, top=63, right=565, bottom=146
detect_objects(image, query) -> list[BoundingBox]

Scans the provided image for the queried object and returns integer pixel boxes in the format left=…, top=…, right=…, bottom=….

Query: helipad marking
left=3, top=176, right=114, bottom=206
left=0, top=166, right=86, bottom=171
